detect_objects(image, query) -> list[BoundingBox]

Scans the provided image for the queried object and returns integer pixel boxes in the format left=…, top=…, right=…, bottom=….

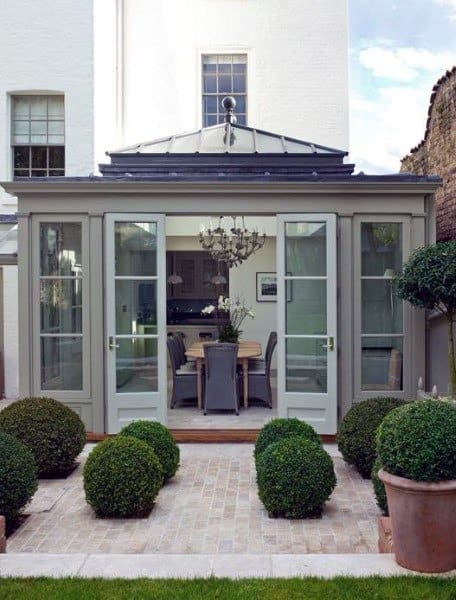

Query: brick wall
left=401, top=67, right=456, bottom=240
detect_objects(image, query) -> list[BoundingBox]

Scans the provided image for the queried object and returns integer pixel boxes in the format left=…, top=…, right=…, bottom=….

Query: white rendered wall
left=119, top=0, right=349, bottom=151
left=0, top=0, right=95, bottom=205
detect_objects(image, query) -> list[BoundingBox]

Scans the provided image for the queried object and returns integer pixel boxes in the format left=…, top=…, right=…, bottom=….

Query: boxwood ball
left=83, top=436, right=163, bottom=518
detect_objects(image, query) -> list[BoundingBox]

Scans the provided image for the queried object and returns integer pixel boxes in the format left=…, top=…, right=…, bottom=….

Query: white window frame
left=10, top=92, right=65, bottom=178
left=197, top=47, right=253, bottom=129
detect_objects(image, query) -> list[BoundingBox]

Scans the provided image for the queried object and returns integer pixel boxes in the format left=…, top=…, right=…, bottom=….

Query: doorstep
left=86, top=430, right=337, bottom=443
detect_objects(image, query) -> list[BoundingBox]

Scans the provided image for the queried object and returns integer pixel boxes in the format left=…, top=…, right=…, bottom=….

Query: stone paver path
left=8, top=444, right=379, bottom=555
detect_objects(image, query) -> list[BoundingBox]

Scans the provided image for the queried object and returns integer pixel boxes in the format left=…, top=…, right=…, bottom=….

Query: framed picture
left=256, top=272, right=277, bottom=302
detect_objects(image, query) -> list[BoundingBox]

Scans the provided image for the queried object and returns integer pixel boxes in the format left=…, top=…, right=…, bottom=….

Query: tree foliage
left=395, top=242, right=456, bottom=396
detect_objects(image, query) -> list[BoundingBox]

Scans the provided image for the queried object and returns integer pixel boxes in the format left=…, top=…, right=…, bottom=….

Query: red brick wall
left=401, top=67, right=456, bottom=241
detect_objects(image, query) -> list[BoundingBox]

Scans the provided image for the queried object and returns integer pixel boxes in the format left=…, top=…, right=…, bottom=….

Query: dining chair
left=249, top=331, right=277, bottom=371
left=173, top=332, right=196, bottom=371
left=167, top=337, right=198, bottom=408
left=203, top=343, right=240, bottom=415
left=247, top=333, right=277, bottom=408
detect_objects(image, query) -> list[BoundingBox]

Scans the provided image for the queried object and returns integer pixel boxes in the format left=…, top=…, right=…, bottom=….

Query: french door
left=277, top=214, right=338, bottom=434
left=105, top=214, right=166, bottom=433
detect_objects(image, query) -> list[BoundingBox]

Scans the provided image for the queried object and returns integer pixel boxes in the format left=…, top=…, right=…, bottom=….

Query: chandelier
left=198, top=216, right=266, bottom=268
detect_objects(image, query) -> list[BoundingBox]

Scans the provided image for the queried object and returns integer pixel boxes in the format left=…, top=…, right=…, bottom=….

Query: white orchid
left=201, top=304, right=215, bottom=315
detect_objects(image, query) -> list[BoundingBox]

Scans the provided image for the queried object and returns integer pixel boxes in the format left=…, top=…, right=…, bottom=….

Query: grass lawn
left=0, top=577, right=454, bottom=599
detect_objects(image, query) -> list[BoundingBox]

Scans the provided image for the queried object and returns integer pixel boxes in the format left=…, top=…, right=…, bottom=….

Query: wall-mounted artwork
left=256, top=272, right=277, bottom=302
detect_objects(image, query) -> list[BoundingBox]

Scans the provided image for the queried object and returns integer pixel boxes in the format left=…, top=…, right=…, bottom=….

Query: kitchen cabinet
left=167, top=251, right=228, bottom=299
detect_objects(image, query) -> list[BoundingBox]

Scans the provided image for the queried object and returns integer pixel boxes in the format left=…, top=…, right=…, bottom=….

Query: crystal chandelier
left=199, top=216, right=266, bottom=268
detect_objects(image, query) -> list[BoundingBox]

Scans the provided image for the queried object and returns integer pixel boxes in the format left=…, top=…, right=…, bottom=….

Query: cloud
left=434, top=0, right=456, bottom=19
left=350, top=80, right=442, bottom=174
left=359, top=46, right=455, bottom=82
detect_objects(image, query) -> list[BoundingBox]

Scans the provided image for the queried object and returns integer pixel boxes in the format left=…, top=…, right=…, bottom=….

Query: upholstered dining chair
left=249, top=331, right=277, bottom=371
left=167, top=337, right=198, bottom=408
left=247, top=333, right=277, bottom=408
left=203, top=343, right=239, bottom=415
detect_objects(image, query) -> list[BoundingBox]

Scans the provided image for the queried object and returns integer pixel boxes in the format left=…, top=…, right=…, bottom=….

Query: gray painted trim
left=18, top=215, right=31, bottom=397
left=338, top=216, right=353, bottom=418
left=89, top=216, right=104, bottom=432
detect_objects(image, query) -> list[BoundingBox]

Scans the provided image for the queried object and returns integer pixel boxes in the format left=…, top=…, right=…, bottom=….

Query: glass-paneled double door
left=105, top=214, right=166, bottom=433
left=105, top=213, right=337, bottom=435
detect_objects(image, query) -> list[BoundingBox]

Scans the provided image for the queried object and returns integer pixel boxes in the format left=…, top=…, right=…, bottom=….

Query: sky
left=349, top=0, right=456, bottom=173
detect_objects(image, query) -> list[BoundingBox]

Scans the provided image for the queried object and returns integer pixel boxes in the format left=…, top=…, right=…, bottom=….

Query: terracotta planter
left=379, top=469, right=456, bottom=573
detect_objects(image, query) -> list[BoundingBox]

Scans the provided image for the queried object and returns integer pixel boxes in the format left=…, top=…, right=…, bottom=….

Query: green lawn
left=0, top=577, right=454, bottom=600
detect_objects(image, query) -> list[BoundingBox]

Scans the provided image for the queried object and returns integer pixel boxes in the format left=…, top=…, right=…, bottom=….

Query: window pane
left=14, top=169, right=29, bottom=177
left=362, top=223, right=402, bottom=276
left=47, top=96, right=64, bottom=118
left=116, top=338, right=158, bottom=392
left=49, top=146, right=65, bottom=168
left=362, top=337, right=403, bottom=391
left=31, top=146, right=47, bottom=169
left=48, top=120, right=64, bottom=136
left=233, top=74, right=246, bottom=93
left=14, top=146, right=29, bottom=168
left=286, top=222, right=326, bottom=276
left=13, top=120, right=30, bottom=135
left=362, top=279, right=403, bottom=334
left=13, top=96, right=30, bottom=118
left=41, top=336, right=83, bottom=390
left=286, top=279, right=326, bottom=335
left=203, top=76, right=217, bottom=93
left=30, top=96, right=47, bottom=118
left=116, top=280, right=157, bottom=335
left=40, top=223, right=82, bottom=276
left=219, top=74, right=232, bottom=94
left=40, top=279, right=82, bottom=334
left=31, top=120, right=47, bottom=135
left=286, top=338, right=327, bottom=393
left=203, top=95, right=218, bottom=114
left=233, top=95, right=246, bottom=113
left=115, top=222, right=157, bottom=276
left=30, top=134, right=47, bottom=144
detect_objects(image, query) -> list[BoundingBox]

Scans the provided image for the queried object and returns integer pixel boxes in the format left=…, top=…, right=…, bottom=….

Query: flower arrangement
left=202, top=296, right=254, bottom=343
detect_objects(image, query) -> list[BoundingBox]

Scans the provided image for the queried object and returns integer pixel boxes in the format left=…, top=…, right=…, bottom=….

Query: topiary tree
left=337, top=397, right=405, bottom=478
left=0, top=397, right=86, bottom=477
left=0, top=432, right=38, bottom=530
left=119, top=420, right=179, bottom=483
left=371, top=456, right=388, bottom=515
left=83, top=436, right=163, bottom=518
left=253, top=418, right=321, bottom=462
left=256, top=437, right=336, bottom=518
left=377, top=400, right=456, bottom=482
left=395, top=242, right=456, bottom=396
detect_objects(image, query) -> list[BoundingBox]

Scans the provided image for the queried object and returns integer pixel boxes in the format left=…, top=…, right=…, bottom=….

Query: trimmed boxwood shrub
left=120, top=420, right=179, bottom=482
left=0, top=432, right=38, bottom=528
left=83, top=436, right=163, bottom=518
left=256, top=437, right=336, bottom=518
left=0, top=397, right=86, bottom=477
left=377, top=399, right=456, bottom=482
left=371, top=456, right=388, bottom=515
left=337, top=397, right=405, bottom=478
left=254, top=418, right=321, bottom=461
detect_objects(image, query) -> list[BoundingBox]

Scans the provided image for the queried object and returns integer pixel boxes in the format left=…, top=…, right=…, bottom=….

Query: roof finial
left=222, top=96, right=237, bottom=125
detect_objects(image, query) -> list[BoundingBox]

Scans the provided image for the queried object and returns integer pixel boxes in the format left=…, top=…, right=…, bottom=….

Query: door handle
left=108, top=336, right=120, bottom=350
left=322, top=336, right=334, bottom=351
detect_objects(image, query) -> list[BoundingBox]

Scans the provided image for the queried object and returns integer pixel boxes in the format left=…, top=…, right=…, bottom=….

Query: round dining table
left=185, top=340, right=262, bottom=410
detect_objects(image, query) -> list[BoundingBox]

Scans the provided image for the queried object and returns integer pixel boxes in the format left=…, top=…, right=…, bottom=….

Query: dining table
left=185, top=340, right=262, bottom=410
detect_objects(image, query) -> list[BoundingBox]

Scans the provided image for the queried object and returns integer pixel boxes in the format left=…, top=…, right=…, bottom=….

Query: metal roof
left=108, top=123, right=347, bottom=156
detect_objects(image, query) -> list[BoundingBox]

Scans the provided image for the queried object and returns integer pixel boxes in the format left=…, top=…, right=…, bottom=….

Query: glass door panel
left=277, top=214, right=337, bottom=434
left=106, top=215, right=166, bottom=433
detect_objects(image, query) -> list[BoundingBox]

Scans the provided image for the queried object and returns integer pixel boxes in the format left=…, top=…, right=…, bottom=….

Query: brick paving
left=7, top=444, right=379, bottom=555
